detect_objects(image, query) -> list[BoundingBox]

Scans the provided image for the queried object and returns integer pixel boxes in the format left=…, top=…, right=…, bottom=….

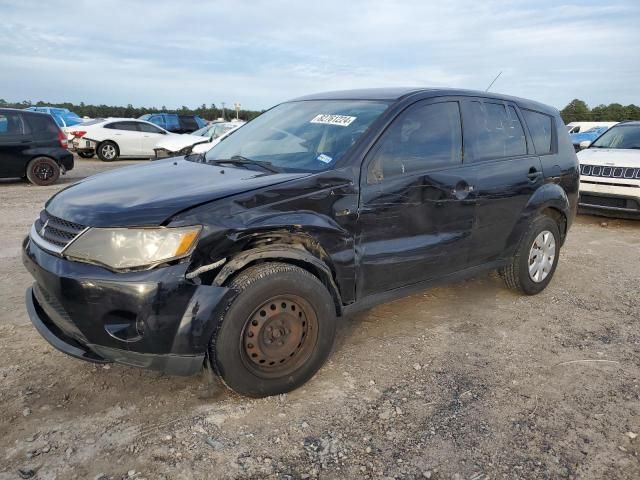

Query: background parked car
left=566, top=121, right=617, bottom=134
left=69, top=118, right=173, bottom=161
left=577, top=121, right=640, bottom=219
left=569, top=126, right=610, bottom=151
left=138, top=113, right=206, bottom=134
left=0, top=108, right=73, bottom=185
left=153, top=121, right=244, bottom=159
left=25, top=106, right=91, bottom=143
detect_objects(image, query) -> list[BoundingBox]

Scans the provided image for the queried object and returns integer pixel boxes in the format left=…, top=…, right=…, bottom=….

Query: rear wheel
left=500, top=215, right=561, bottom=295
left=78, top=151, right=94, bottom=159
left=26, top=157, right=60, bottom=186
left=209, top=262, right=337, bottom=397
left=97, top=141, right=118, bottom=161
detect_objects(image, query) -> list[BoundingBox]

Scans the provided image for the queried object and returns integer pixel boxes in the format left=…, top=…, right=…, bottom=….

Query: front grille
left=580, top=194, right=640, bottom=211
left=580, top=163, right=640, bottom=180
left=33, top=210, right=86, bottom=249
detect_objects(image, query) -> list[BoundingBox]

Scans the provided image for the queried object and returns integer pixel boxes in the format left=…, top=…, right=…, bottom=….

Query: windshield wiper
left=208, top=155, right=280, bottom=173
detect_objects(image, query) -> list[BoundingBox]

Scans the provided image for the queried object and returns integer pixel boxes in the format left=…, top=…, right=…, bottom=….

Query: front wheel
left=78, top=151, right=94, bottom=159
left=500, top=215, right=561, bottom=295
left=209, top=262, right=337, bottom=397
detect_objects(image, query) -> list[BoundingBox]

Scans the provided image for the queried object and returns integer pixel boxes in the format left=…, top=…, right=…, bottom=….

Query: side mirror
left=579, top=140, right=591, bottom=150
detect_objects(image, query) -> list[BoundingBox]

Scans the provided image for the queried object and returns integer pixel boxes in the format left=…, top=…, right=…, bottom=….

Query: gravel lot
left=1, top=158, right=639, bottom=480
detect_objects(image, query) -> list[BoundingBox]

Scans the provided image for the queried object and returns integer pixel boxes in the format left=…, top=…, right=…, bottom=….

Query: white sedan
left=69, top=118, right=175, bottom=161
left=153, top=121, right=244, bottom=159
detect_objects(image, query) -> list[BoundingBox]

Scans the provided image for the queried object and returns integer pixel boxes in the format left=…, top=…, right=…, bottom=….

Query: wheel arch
left=210, top=231, right=344, bottom=316
left=24, top=154, right=59, bottom=176
left=505, top=184, right=571, bottom=256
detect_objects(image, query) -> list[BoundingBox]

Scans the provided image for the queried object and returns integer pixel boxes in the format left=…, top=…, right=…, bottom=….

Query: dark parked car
left=23, top=88, right=578, bottom=397
left=0, top=108, right=74, bottom=186
left=138, top=113, right=207, bottom=134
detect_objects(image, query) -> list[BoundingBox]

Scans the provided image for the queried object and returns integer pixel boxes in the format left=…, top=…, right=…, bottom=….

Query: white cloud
left=0, top=0, right=638, bottom=109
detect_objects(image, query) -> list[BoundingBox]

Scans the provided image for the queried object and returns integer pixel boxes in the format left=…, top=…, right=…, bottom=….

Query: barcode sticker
left=310, top=114, right=356, bottom=127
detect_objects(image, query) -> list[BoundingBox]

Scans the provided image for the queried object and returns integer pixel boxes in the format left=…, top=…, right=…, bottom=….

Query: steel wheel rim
left=528, top=230, right=556, bottom=283
left=102, top=145, right=116, bottom=159
left=240, top=295, right=318, bottom=378
left=33, top=162, right=54, bottom=180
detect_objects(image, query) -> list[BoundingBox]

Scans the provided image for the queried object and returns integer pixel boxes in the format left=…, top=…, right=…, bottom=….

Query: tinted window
left=138, top=122, right=164, bottom=134
left=368, top=101, right=462, bottom=182
left=105, top=121, right=140, bottom=132
left=465, top=101, right=527, bottom=161
left=0, top=112, right=28, bottom=135
left=179, top=115, right=198, bottom=131
left=523, top=109, right=554, bottom=155
left=165, top=114, right=180, bottom=131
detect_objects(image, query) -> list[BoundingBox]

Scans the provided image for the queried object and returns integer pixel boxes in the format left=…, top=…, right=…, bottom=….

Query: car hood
left=577, top=148, right=640, bottom=168
left=154, top=133, right=209, bottom=152
left=45, top=158, right=310, bottom=227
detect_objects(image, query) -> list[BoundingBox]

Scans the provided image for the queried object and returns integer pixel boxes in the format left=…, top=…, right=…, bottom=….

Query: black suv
left=23, top=88, right=578, bottom=397
left=0, top=108, right=74, bottom=185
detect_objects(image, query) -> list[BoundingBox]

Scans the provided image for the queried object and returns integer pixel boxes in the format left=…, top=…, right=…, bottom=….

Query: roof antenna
left=485, top=71, right=503, bottom=92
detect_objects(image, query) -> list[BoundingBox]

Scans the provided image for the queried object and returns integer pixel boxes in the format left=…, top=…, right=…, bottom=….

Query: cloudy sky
left=1, top=0, right=638, bottom=110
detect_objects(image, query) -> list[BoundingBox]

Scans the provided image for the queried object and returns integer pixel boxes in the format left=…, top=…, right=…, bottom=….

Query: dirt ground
left=1, top=158, right=639, bottom=480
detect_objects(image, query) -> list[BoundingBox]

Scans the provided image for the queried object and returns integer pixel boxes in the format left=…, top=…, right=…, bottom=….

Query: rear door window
left=165, top=114, right=180, bottom=131
left=0, top=112, right=28, bottom=135
left=118, top=121, right=143, bottom=132
left=465, top=101, right=528, bottom=161
left=522, top=110, right=554, bottom=155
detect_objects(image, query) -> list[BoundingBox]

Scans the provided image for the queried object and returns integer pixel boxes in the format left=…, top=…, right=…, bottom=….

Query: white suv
left=577, top=121, right=640, bottom=219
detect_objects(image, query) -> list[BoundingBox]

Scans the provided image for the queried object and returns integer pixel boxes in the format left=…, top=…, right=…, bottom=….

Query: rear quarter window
left=24, top=114, right=59, bottom=135
left=522, top=109, right=554, bottom=155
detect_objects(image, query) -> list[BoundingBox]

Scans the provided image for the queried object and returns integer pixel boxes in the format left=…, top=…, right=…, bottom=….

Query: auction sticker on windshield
left=310, top=114, right=357, bottom=127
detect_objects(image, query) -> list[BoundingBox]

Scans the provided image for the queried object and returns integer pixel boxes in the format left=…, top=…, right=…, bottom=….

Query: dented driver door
left=354, top=98, right=476, bottom=299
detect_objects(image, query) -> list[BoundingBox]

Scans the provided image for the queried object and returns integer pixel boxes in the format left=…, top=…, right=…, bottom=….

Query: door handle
left=527, top=167, right=542, bottom=181
left=452, top=181, right=474, bottom=200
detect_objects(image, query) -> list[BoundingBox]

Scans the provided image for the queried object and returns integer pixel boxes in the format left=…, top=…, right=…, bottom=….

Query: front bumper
left=579, top=180, right=640, bottom=219
left=22, top=237, right=231, bottom=376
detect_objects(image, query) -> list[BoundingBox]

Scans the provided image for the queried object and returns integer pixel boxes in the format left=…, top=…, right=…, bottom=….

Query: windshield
left=203, top=100, right=390, bottom=172
left=591, top=125, right=640, bottom=149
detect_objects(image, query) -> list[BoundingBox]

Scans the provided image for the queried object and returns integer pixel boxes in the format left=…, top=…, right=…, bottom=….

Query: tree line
left=1, top=97, right=638, bottom=124
left=560, top=99, right=640, bottom=123
left=0, top=99, right=264, bottom=122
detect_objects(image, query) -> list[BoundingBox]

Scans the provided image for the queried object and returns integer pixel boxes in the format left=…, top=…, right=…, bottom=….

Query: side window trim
left=505, top=103, right=531, bottom=155
left=364, top=98, right=464, bottom=185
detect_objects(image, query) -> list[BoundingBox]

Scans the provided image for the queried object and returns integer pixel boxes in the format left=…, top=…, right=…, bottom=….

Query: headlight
left=63, top=226, right=201, bottom=270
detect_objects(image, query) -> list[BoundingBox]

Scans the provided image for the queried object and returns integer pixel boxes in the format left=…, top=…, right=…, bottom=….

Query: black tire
left=209, top=262, right=337, bottom=397
left=500, top=215, right=561, bottom=295
left=25, top=157, right=60, bottom=186
left=97, top=141, right=119, bottom=161
left=78, top=151, right=94, bottom=159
